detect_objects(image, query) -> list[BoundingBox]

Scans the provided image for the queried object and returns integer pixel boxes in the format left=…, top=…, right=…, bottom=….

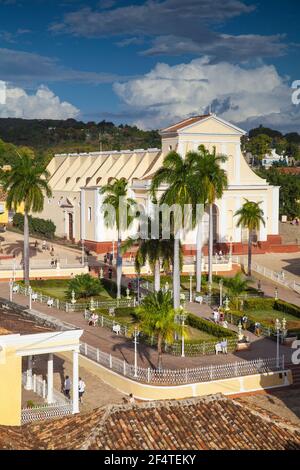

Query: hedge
left=100, top=278, right=127, bottom=298
left=13, top=213, right=56, bottom=239
left=186, top=313, right=235, bottom=339
left=242, top=297, right=300, bottom=319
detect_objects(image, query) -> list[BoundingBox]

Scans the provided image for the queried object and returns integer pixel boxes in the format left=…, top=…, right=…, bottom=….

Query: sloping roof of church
left=161, top=114, right=211, bottom=134
left=1, top=394, right=300, bottom=450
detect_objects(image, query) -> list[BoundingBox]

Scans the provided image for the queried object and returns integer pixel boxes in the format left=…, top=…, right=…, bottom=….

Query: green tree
left=122, top=215, right=177, bottom=292
left=100, top=178, right=136, bottom=299
left=66, top=274, right=103, bottom=300
left=0, top=149, right=52, bottom=286
left=151, top=151, right=198, bottom=308
left=224, top=273, right=250, bottom=310
left=137, top=290, right=183, bottom=369
left=196, top=146, right=228, bottom=285
left=245, top=134, right=272, bottom=165
left=234, top=199, right=265, bottom=276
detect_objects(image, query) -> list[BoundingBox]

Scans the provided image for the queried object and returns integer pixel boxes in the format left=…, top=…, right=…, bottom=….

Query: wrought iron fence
left=79, top=342, right=285, bottom=386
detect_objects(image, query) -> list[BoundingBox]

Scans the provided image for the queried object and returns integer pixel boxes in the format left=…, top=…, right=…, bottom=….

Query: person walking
left=64, top=375, right=71, bottom=399
left=78, top=377, right=86, bottom=404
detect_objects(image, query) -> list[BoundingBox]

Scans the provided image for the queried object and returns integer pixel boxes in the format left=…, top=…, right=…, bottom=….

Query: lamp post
left=9, top=278, right=13, bottom=302
left=28, top=285, right=32, bottom=310
left=208, top=282, right=212, bottom=306
left=275, top=318, right=282, bottom=369
left=71, top=290, right=76, bottom=305
left=179, top=313, right=187, bottom=357
left=189, top=274, right=193, bottom=302
left=274, top=287, right=278, bottom=301
left=133, top=326, right=139, bottom=377
left=224, top=296, right=230, bottom=312
left=219, top=279, right=223, bottom=307
left=89, top=297, right=95, bottom=312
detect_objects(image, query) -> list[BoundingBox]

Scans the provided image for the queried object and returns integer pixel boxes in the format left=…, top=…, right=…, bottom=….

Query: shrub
left=66, top=274, right=103, bottom=299
left=243, top=297, right=275, bottom=310
left=100, top=278, right=126, bottom=297
left=13, top=213, right=56, bottom=239
left=187, top=313, right=235, bottom=339
left=274, top=300, right=300, bottom=319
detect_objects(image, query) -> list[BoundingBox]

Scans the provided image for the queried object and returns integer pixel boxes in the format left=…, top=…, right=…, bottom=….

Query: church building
left=39, top=114, right=280, bottom=254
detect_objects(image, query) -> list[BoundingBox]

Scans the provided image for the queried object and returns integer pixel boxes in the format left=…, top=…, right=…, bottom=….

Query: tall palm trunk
left=196, top=217, right=203, bottom=292
left=24, top=211, right=30, bottom=286
left=248, top=229, right=252, bottom=276
left=208, top=203, right=213, bottom=285
left=154, top=259, right=161, bottom=292
left=173, top=234, right=180, bottom=309
left=157, top=334, right=163, bottom=370
left=116, top=231, right=122, bottom=299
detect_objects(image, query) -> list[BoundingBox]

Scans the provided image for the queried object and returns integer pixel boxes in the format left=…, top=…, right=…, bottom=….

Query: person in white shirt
left=78, top=377, right=86, bottom=403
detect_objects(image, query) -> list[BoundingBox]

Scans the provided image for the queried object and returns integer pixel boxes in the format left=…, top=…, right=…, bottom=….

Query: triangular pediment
left=161, top=114, right=246, bottom=136
left=60, top=197, right=73, bottom=208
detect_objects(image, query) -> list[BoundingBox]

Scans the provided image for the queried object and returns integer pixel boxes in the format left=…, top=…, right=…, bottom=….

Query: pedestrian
left=64, top=375, right=71, bottom=399
left=78, top=377, right=86, bottom=404
left=257, top=280, right=261, bottom=291
left=129, top=393, right=135, bottom=404
left=221, top=338, right=228, bottom=354
left=108, top=267, right=112, bottom=279
left=34, top=240, right=38, bottom=249
left=213, top=308, right=219, bottom=324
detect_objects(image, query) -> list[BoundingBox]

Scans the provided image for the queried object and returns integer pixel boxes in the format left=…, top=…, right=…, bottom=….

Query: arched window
left=96, top=177, right=102, bottom=185
left=65, top=177, right=71, bottom=184
left=85, top=177, right=91, bottom=185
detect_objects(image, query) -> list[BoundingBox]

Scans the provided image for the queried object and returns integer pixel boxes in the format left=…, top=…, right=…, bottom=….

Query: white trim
left=176, top=115, right=246, bottom=135
left=80, top=188, right=85, bottom=242
left=272, top=187, right=280, bottom=235
left=219, top=199, right=227, bottom=242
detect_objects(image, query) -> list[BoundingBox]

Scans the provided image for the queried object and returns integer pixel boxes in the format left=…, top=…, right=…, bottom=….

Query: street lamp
left=28, top=285, right=32, bottom=310
left=179, top=312, right=187, bottom=357
left=208, top=282, right=212, bottom=306
left=275, top=318, right=287, bottom=369
left=9, top=278, right=13, bottom=302
left=189, top=274, right=193, bottom=302
left=219, top=279, right=223, bottom=307
left=274, top=287, right=278, bottom=301
left=133, top=326, right=139, bottom=377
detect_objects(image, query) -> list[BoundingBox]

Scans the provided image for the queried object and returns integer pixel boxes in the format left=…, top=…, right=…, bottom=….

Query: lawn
left=243, top=309, right=300, bottom=330
left=24, top=279, right=113, bottom=302
left=185, top=326, right=216, bottom=342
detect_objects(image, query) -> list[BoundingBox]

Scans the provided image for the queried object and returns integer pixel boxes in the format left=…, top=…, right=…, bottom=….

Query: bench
left=112, top=324, right=121, bottom=335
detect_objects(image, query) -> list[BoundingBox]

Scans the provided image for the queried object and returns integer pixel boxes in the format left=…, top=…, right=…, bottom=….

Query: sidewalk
left=0, top=282, right=293, bottom=369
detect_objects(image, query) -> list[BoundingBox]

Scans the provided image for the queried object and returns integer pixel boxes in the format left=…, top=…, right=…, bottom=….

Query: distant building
left=262, top=149, right=288, bottom=169
left=38, top=114, right=280, bottom=253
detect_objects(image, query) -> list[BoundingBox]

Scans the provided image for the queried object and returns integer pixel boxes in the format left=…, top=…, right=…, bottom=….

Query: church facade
left=39, top=114, right=280, bottom=254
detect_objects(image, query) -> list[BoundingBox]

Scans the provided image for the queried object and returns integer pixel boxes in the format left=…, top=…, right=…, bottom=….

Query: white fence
left=79, top=342, right=285, bottom=385
left=21, top=403, right=73, bottom=425
left=22, top=372, right=68, bottom=404
left=232, top=256, right=300, bottom=293
left=14, top=283, right=136, bottom=312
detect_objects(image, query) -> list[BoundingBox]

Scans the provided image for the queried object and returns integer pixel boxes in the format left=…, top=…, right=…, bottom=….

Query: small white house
left=262, top=149, right=288, bottom=169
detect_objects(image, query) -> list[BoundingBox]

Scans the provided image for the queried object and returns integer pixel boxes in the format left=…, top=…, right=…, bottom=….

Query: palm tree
left=194, top=145, right=228, bottom=286
left=0, top=149, right=52, bottom=286
left=66, top=273, right=103, bottom=300
left=224, top=273, right=250, bottom=310
left=122, top=215, right=177, bottom=292
left=100, top=178, right=136, bottom=299
left=151, top=151, right=198, bottom=308
left=137, top=290, right=183, bottom=369
left=234, top=199, right=265, bottom=276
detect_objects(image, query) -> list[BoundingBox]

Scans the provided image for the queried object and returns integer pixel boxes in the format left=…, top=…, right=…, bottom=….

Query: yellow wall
left=0, top=346, right=22, bottom=426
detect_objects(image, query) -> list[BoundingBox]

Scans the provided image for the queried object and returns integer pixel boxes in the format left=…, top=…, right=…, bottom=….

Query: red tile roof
left=1, top=394, right=299, bottom=450
left=161, top=114, right=211, bottom=134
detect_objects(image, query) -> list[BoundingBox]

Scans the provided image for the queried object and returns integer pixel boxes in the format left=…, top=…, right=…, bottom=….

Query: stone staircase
left=287, top=364, right=300, bottom=388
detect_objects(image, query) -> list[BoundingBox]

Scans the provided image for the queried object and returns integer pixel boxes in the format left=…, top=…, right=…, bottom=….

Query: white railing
left=22, top=372, right=69, bottom=405
left=79, top=342, right=285, bottom=385
left=14, top=283, right=136, bottom=313
left=21, top=403, right=73, bottom=425
left=233, top=256, right=300, bottom=293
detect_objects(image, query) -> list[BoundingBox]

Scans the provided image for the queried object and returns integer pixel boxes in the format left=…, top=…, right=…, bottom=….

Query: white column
left=259, top=199, right=267, bottom=241
left=47, top=353, right=53, bottom=404
left=25, top=355, right=33, bottom=390
left=235, top=143, right=241, bottom=184
left=72, top=349, right=79, bottom=414
left=272, top=187, right=280, bottom=234
left=234, top=197, right=242, bottom=242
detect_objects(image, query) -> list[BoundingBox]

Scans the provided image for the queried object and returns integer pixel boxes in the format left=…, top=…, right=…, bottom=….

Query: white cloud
left=0, top=84, right=80, bottom=119
left=113, top=57, right=299, bottom=132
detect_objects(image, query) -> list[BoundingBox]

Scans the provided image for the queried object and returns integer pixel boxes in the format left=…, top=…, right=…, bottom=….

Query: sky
left=0, top=0, right=299, bottom=132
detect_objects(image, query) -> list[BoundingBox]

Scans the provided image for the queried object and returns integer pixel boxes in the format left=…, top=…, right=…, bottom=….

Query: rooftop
left=1, top=394, right=299, bottom=450
left=160, top=114, right=211, bottom=134
left=0, top=308, right=53, bottom=336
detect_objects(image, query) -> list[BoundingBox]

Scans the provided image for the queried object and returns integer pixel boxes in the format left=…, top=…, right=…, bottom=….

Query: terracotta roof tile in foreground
left=1, top=394, right=300, bottom=450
